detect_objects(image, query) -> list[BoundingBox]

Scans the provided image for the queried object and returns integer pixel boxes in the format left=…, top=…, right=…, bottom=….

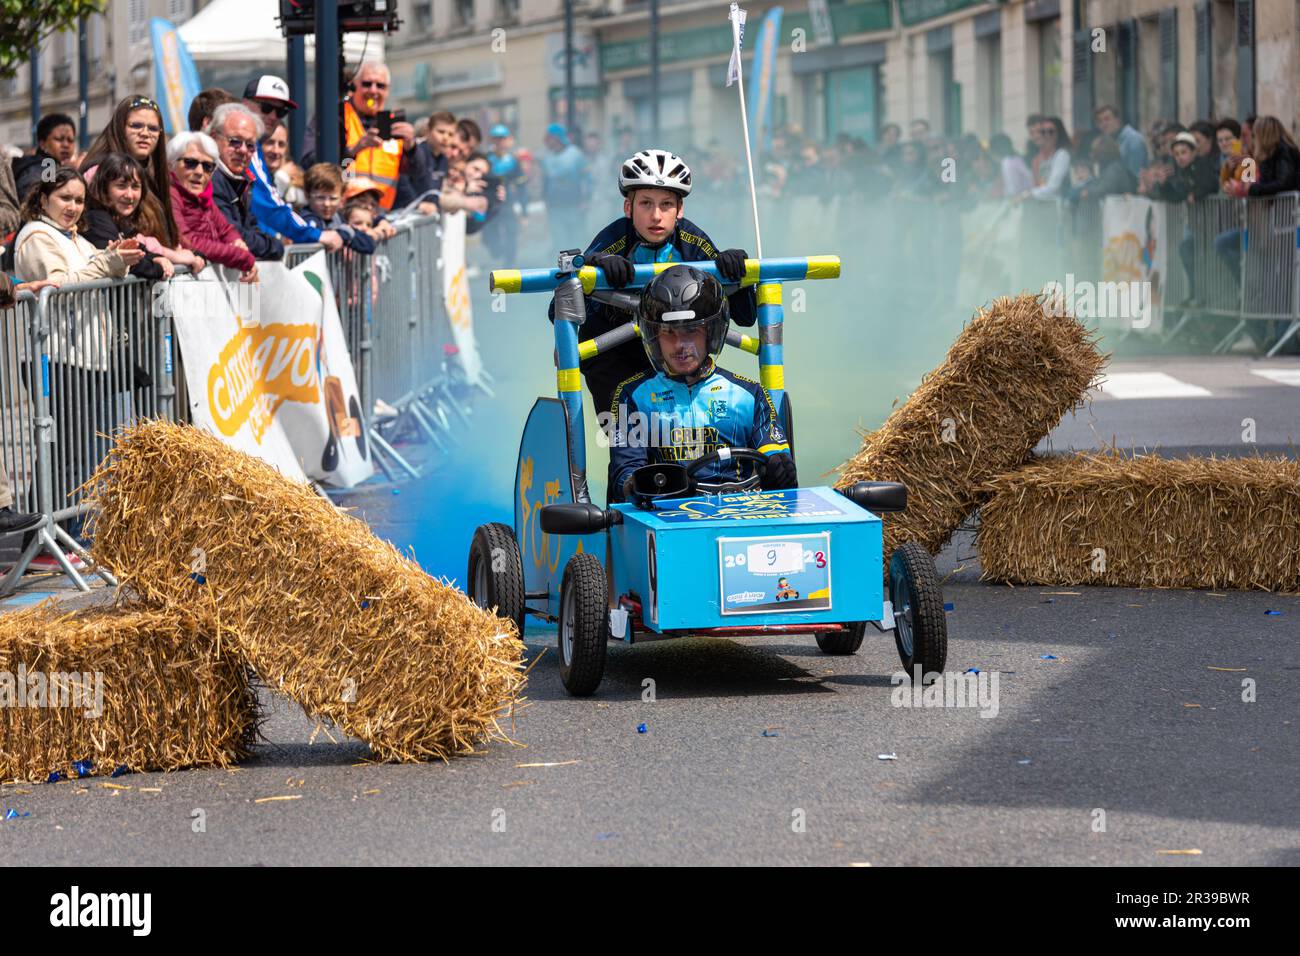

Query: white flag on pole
left=727, top=3, right=747, bottom=87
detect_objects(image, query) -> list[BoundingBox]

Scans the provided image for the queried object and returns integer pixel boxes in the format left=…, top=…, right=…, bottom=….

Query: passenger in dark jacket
left=211, top=163, right=284, bottom=261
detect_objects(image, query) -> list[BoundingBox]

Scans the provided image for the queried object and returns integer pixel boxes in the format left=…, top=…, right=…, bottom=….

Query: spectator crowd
left=2, top=69, right=1299, bottom=544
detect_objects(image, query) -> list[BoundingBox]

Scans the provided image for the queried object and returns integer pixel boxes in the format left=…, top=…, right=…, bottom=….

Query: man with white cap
left=242, top=74, right=342, bottom=251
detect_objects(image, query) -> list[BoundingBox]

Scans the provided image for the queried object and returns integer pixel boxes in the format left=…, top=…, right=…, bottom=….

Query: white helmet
left=619, top=148, right=693, bottom=197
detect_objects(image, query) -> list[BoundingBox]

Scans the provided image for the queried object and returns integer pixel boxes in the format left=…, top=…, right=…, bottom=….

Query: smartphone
left=375, top=109, right=406, bottom=140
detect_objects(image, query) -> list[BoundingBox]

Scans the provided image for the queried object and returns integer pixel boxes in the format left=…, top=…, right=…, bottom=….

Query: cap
left=1172, top=131, right=1198, bottom=149
left=490, top=124, right=510, bottom=138
left=343, top=176, right=384, bottom=200
left=546, top=123, right=568, bottom=142
left=244, top=75, right=298, bottom=110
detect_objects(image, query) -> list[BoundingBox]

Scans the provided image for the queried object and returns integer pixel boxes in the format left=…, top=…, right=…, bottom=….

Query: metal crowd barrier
left=0, top=213, right=481, bottom=592
left=0, top=275, right=183, bottom=594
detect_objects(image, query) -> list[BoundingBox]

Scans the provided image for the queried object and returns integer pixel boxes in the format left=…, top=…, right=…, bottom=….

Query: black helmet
left=637, top=264, right=729, bottom=376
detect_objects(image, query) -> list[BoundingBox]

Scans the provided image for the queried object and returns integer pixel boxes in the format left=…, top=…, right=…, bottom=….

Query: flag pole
left=729, top=4, right=763, bottom=259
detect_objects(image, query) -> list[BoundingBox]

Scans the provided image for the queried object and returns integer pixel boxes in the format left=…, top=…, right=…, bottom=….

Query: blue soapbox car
left=467, top=251, right=947, bottom=696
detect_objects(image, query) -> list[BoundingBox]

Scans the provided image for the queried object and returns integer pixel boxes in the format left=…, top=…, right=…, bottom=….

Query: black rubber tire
left=467, top=522, right=526, bottom=638
left=557, top=552, right=609, bottom=696
left=889, top=541, right=948, bottom=678
left=815, top=621, right=866, bottom=655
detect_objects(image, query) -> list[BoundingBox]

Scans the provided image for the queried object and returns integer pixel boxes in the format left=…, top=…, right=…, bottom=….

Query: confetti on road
left=1207, top=666, right=1247, bottom=672
left=362, top=788, right=381, bottom=795
left=1157, top=849, right=1203, bottom=856
left=501, top=781, right=533, bottom=789
left=1265, top=609, right=1283, bottom=616
left=637, top=723, right=647, bottom=734
left=1040, top=591, right=1082, bottom=596
left=99, top=783, right=131, bottom=791
left=761, top=730, right=780, bottom=738
left=253, top=795, right=303, bottom=804
left=877, top=753, right=897, bottom=761
left=1040, top=654, right=1059, bottom=660
left=515, top=760, right=580, bottom=769
left=1183, top=703, right=1202, bottom=708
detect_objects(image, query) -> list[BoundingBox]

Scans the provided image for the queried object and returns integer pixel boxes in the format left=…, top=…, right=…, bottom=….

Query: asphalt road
left=2, top=355, right=1297, bottom=866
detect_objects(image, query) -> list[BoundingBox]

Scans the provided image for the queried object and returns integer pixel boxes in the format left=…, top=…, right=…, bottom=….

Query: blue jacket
left=301, top=210, right=377, bottom=254
left=549, top=216, right=758, bottom=396
left=249, top=143, right=322, bottom=244
left=606, top=361, right=791, bottom=499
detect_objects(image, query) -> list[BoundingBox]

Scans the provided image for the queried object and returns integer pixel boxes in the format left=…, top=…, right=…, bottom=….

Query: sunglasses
left=225, top=136, right=257, bottom=153
left=358, top=79, right=388, bottom=90
left=126, top=120, right=162, bottom=135
left=180, top=156, right=216, bottom=174
left=257, top=102, right=290, bottom=119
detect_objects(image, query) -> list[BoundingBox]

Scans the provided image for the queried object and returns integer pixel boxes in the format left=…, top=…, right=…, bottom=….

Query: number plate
left=718, top=533, right=831, bottom=615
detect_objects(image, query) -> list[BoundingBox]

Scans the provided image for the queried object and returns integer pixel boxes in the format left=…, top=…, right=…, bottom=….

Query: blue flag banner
left=150, top=18, right=201, bottom=136
left=747, top=6, right=783, bottom=162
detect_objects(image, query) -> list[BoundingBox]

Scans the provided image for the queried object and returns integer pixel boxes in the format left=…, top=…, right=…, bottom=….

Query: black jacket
left=12, top=150, right=55, bottom=205
left=211, top=166, right=284, bottom=261
left=547, top=216, right=758, bottom=400
left=81, top=204, right=166, bottom=281
left=1153, top=155, right=1220, bottom=203
left=1247, top=143, right=1300, bottom=197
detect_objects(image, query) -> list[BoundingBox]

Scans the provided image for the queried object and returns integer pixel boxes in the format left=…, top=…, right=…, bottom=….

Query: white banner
left=169, top=253, right=374, bottom=487
left=440, top=211, right=485, bottom=386
left=1102, top=195, right=1166, bottom=334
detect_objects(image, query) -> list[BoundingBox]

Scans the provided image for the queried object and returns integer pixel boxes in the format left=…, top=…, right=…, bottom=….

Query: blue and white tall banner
left=150, top=18, right=201, bottom=136
left=747, top=6, right=783, bottom=160
left=727, top=3, right=747, bottom=87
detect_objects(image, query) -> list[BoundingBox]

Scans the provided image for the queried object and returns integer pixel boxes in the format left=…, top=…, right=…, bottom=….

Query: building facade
left=386, top=0, right=1295, bottom=156
left=1, top=0, right=200, bottom=150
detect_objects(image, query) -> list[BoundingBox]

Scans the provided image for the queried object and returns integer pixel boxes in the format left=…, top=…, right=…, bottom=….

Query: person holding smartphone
left=340, top=61, right=427, bottom=211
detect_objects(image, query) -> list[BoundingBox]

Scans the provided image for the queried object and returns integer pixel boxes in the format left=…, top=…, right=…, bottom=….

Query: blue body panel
left=514, top=398, right=603, bottom=615
left=609, top=487, right=883, bottom=634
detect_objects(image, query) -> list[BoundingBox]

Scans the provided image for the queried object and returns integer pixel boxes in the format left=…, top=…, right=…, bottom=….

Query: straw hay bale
left=85, top=420, right=527, bottom=763
left=0, top=604, right=256, bottom=783
left=977, top=452, right=1300, bottom=591
left=836, top=293, right=1105, bottom=558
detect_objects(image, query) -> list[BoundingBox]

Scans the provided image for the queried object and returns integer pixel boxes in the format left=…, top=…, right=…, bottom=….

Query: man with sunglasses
left=242, top=75, right=343, bottom=252
left=342, top=61, right=424, bottom=211
left=210, top=102, right=285, bottom=262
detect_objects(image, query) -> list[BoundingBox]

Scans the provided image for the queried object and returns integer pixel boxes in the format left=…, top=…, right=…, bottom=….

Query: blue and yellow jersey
left=606, top=361, right=791, bottom=498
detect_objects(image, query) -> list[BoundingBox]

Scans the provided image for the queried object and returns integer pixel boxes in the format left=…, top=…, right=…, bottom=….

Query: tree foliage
left=0, top=0, right=108, bottom=81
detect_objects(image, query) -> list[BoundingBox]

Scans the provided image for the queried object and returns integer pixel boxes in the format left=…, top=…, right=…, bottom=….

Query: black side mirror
left=540, top=502, right=619, bottom=535
left=839, top=481, right=908, bottom=514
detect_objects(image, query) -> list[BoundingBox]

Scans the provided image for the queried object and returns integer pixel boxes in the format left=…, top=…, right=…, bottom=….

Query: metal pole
left=650, top=0, right=660, bottom=142
left=77, top=17, right=89, bottom=150
left=29, top=47, right=40, bottom=147
left=563, top=0, right=576, bottom=136
left=287, top=35, right=307, bottom=162
left=314, top=0, right=341, bottom=164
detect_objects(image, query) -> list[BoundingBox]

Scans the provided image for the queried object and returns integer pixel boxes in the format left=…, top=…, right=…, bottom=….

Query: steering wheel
left=685, top=446, right=769, bottom=494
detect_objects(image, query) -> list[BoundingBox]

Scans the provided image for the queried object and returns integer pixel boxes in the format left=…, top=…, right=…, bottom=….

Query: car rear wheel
left=558, top=552, right=609, bottom=696
left=815, top=621, right=866, bottom=655
left=889, top=541, right=947, bottom=678
left=467, top=522, right=526, bottom=638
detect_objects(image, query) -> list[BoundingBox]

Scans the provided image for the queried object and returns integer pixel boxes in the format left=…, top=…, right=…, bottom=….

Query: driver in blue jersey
left=548, top=148, right=756, bottom=414
left=606, top=264, right=797, bottom=502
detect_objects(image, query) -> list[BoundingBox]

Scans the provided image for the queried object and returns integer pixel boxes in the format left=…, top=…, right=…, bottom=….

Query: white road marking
left=1250, top=368, right=1300, bottom=387
left=1094, top=372, right=1212, bottom=399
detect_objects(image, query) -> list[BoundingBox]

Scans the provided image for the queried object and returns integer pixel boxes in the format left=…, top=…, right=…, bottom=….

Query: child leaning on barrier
left=303, top=163, right=376, bottom=254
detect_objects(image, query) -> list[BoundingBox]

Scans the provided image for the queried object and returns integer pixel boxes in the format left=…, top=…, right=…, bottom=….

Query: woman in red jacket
left=166, top=131, right=258, bottom=281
